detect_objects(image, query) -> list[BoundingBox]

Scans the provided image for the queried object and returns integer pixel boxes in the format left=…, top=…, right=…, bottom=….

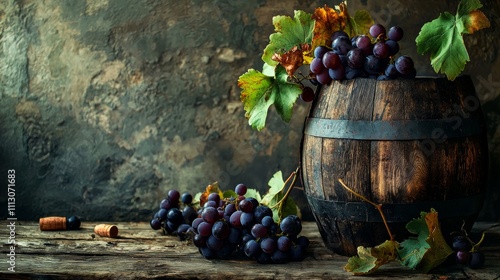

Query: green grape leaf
left=415, top=0, right=490, bottom=80
left=344, top=9, right=374, bottom=38
left=261, top=170, right=298, bottom=223
left=345, top=240, right=399, bottom=275
left=398, top=209, right=453, bottom=273
left=245, top=188, right=262, bottom=202
left=223, top=190, right=237, bottom=199
left=238, top=65, right=302, bottom=131
left=261, top=10, right=314, bottom=73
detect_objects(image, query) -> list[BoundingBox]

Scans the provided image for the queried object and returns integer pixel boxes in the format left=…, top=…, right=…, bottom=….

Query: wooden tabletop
left=1, top=220, right=499, bottom=279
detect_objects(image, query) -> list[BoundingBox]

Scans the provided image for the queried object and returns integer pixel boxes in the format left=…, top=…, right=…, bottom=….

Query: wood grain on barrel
left=301, top=76, right=488, bottom=256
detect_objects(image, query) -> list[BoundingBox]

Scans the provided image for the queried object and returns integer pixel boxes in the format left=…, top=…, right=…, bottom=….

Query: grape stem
left=269, top=166, right=300, bottom=222
left=338, top=179, right=394, bottom=241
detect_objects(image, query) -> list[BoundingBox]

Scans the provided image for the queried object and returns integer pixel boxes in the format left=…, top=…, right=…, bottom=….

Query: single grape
left=373, top=41, right=389, bottom=58
left=150, top=218, right=162, bottom=230
left=191, top=217, right=203, bottom=231
left=224, top=203, right=236, bottom=217
left=182, top=205, right=198, bottom=224
left=235, top=183, right=247, bottom=196
left=331, top=30, right=349, bottom=41
left=316, top=70, right=332, bottom=85
left=160, top=198, right=171, bottom=210
left=207, top=193, right=220, bottom=205
left=212, top=220, right=230, bottom=240
left=229, top=210, right=243, bottom=228
left=290, top=245, right=306, bottom=261
left=469, top=252, right=485, bottom=269
left=199, top=246, right=217, bottom=259
left=277, top=236, right=292, bottom=252
left=165, top=221, right=178, bottom=233
left=310, top=57, right=325, bottom=74
left=456, top=250, right=471, bottom=265
left=240, top=212, right=255, bottom=228
left=193, top=233, right=207, bottom=247
left=168, top=190, right=180, bottom=202
left=244, top=239, right=261, bottom=258
left=246, top=197, right=259, bottom=210
left=216, top=243, right=235, bottom=260
left=395, top=55, right=414, bottom=75
left=328, top=64, right=345, bottom=80
left=385, top=40, right=399, bottom=56
left=314, top=46, right=329, bottom=59
left=67, top=215, right=81, bottom=230
left=175, top=224, right=191, bottom=241
left=251, top=224, right=268, bottom=239
left=206, top=234, right=224, bottom=251
left=254, top=206, right=273, bottom=223
left=197, top=221, right=212, bottom=237
left=257, top=252, right=273, bottom=264
left=157, top=208, right=168, bottom=221
left=369, top=23, right=386, bottom=38
left=271, top=249, right=290, bottom=264
left=261, top=216, right=275, bottom=228
left=167, top=208, right=184, bottom=225
left=347, top=48, right=365, bottom=69
left=345, top=66, right=365, bottom=80
left=239, top=198, right=254, bottom=213
left=228, top=227, right=242, bottom=244
left=260, top=237, right=277, bottom=254
left=201, top=206, right=218, bottom=224
left=332, top=36, right=352, bottom=55
left=300, top=86, right=315, bottom=102
left=356, top=35, right=372, bottom=50
left=384, top=63, right=399, bottom=78
left=364, top=55, right=386, bottom=75
left=280, top=215, right=302, bottom=236
left=322, top=51, right=341, bottom=69
left=452, top=236, right=472, bottom=252
left=388, top=26, right=404, bottom=41
left=181, top=192, right=193, bottom=204
left=297, top=236, right=310, bottom=249
left=351, top=35, right=359, bottom=47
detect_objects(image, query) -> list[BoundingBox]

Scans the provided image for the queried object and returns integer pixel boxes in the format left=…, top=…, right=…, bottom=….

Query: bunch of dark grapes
left=150, top=189, right=198, bottom=240
left=452, top=235, right=485, bottom=269
left=190, top=184, right=310, bottom=263
left=301, top=23, right=416, bottom=102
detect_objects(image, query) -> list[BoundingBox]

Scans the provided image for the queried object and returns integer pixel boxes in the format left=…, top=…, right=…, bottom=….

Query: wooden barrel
left=300, top=76, right=488, bottom=256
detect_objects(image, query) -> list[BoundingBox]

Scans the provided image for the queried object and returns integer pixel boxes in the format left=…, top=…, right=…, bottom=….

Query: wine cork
left=94, top=224, right=119, bottom=238
left=39, top=216, right=67, bottom=231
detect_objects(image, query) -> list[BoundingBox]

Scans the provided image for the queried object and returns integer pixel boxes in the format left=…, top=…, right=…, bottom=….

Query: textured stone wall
left=0, top=0, right=498, bottom=221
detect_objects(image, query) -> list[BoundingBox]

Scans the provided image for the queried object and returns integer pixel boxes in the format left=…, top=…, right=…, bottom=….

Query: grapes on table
left=451, top=234, right=486, bottom=269
left=310, top=23, right=417, bottom=85
left=149, top=185, right=310, bottom=264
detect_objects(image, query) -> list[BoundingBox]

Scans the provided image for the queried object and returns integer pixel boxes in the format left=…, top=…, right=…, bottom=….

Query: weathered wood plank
left=1, top=221, right=499, bottom=279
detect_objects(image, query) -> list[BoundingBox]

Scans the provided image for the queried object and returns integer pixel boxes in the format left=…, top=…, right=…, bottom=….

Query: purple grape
left=271, top=249, right=290, bottom=264
left=206, top=234, right=224, bottom=251
left=347, top=48, right=365, bottom=68
left=201, top=206, right=219, bottom=224
left=235, top=183, right=247, bottom=196
left=313, top=46, right=329, bottom=59
left=328, top=64, right=345, bottom=80
left=239, top=198, right=254, bottom=213
left=212, top=220, right=230, bottom=240
left=331, top=30, right=349, bottom=41
left=300, top=86, right=315, bottom=102
left=257, top=252, right=273, bottom=264
left=356, top=35, right=371, bottom=50
left=160, top=198, right=171, bottom=210
left=228, top=227, right=242, bottom=244
left=197, top=221, right=212, bottom=237
left=168, top=189, right=180, bottom=202
left=244, top=239, right=261, bottom=258
left=251, top=224, right=268, bottom=239
left=157, top=208, right=168, bottom=221
left=373, top=42, right=389, bottom=58
left=240, top=212, right=254, bottom=228
left=182, top=205, right=198, bottom=224
left=456, top=250, right=471, bottom=265
left=261, top=216, right=275, bottom=228
left=364, top=55, right=387, bottom=75
left=385, top=40, right=400, bottom=56
left=369, top=23, right=386, bottom=38
left=224, top=203, right=236, bottom=216
left=388, top=26, right=404, bottom=41
left=181, top=192, right=193, bottom=204
left=310, top=57, right=325, bottom=74
left=453, top=236, right=472, bottom=251
left=167, top=208, right=184, bottom=225
left=280, top=215, right=302, bottom=236
left=297, top=236, right=310, bottom=249
left=150, top=218, right=162, bottom=230
left=322, top=51, right=341, bottom=69
left=175, top=224, right=191, bottom=241
left=469, top=252, right=485, bottom=269
left=345, top=66, right=364, bottom=80
left=260, top=237, right=277, bottom=254
left=193, top=233, right=207, bottom=247
left=395, top=55, right=415, bottom=75
left=385, top=64, right=399, bottom=78
left=316, top=70, right=332, bottom=85
left=229, top=210, right=243, bottom=228
left=351, top=35, right=359, bottom=47
left=290, top=245, right=305, bottom=261
left=332, top=36, right=352, bottom=55
left=277, top=236, right=292, bottom=251
left=191, top=217, right=203, bottom=231
left=207, top=193, right=220, bottom=205
left=254, top=206, right=273, bottom=223
left=199, top=246, right=216, bottom=259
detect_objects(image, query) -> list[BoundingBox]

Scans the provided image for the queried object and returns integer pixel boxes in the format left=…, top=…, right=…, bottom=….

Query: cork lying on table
left=94, top=224, right=119, bottom=238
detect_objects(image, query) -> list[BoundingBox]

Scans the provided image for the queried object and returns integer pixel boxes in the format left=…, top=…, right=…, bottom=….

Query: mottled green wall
left=0, top=0, right=498, bottom=221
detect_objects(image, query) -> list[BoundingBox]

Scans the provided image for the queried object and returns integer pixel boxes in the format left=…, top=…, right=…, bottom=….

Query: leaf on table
left=238, top=66, right=302, bottom=130
left=345, top=240, right=399, bottom=275
left=261, top=10, right=314, bottom=76
left=415, top=0, right=490, bottom=80
left=261, top=170, right=298, bottom=223
left=398, top=209, right=453, bottom=273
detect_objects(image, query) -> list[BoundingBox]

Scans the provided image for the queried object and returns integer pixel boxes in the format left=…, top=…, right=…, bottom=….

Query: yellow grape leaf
left=345, top=240, right=399, bottom=275
left=311, top=4, right=342, bottom=51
